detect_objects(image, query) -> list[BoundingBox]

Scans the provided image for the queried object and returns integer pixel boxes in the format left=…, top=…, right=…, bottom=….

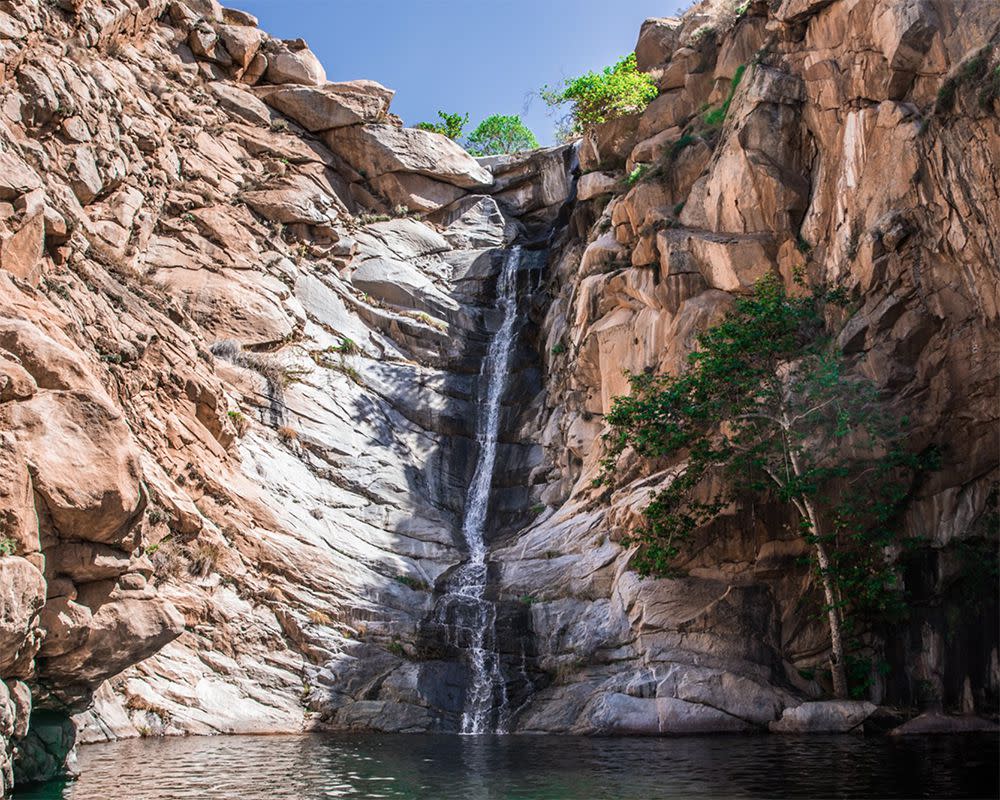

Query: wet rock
left=770, top=701, right=877, bottom=733
left=889, top=711, right=1000, bottom=736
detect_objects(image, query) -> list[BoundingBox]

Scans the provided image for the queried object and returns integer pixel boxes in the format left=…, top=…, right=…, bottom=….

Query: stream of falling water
left=452, top=245, right=522, bottom=735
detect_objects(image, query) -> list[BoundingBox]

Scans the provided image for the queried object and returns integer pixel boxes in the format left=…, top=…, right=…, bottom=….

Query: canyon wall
left=0, top=0, right=997, bottom=793
left=498, top=0, right=1000, bottom=734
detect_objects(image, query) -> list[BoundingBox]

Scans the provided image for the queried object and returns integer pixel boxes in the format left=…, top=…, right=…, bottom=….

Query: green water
left=14, top=732, right=999, bottom=799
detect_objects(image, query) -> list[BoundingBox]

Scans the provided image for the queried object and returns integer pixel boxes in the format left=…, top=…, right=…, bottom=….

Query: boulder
left=36, top=596, right=185, bottom=689
left=208, top=82, right=272, bottom=127
left=260, top=81, right=394, bottom=132
left=0, top=557, right=45, bottom=675
left=180, top=0, right=223, bottom=21
left=0, top=435, right=38, bottom=554
left=69, top=146, right=102, bottom=205
left=9, top=390, right=144, bottom=545
left=351, top=257, right=458, bottom=320
left=577, top=171, right=620, bottom=201
left=221, top=7, right=257, bottom=26
left=369, top=172, right=465, bottom=213
left=578, top=114, right=641, bottom=172
left=0, top=151, right=42, bottom=202
left=264, top=42, right=326, bottom=86
left=637, top=90, right=694, bottom=140
left=242, top=174, right=343, bottom=225
left=324, top=124, right=493, bottom=189
left=0, top=212, right=45, bottom=286
left=889, top=711, right=1000, bottom=736
left=770, top=701, right=877, bottom=733
left=216, top=24, right=265, bottom=70
left=353, top=217, right=450, bottom=261
left=635, top=17, right=682, bottom=73
left=685, top=232, right=777, bottom=292
left=45, top=543, right=133, bottom=583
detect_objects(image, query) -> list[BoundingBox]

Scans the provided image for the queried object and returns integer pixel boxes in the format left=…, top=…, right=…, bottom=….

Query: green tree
left=601, top=276, right=928, bottom=699
left=542, top=53, right=658, bottom=135
left=415, top=111, right=469, bottom=140
left=465, top=114, right=539, bottom=156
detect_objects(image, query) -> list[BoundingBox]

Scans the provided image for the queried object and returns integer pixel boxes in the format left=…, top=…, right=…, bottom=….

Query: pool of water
left=14, top=732, right=999, bottom=800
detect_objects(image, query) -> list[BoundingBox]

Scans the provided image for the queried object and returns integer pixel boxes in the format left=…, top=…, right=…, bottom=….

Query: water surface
left=15, top=732, right=998, bottom=800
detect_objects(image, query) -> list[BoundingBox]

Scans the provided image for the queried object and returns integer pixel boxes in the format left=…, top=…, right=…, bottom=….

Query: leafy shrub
left=542, top=53, right=658, bottom=135
left=0, top=537, right=15, bottom=557
left=465, top=114, right=539, bottom=156
left=415, top=111, right=469, bottom=140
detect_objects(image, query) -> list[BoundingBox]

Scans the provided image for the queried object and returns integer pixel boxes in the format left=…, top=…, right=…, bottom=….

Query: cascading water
left=448, top=245, right=522, bottom=735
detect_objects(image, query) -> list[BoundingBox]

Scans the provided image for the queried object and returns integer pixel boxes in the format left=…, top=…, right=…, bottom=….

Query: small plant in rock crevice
left=227, top=409, right=249, bottom=436
left=394, top=574, right=429, bottom=592
left=625, top=164, right=650, bottom=187
left=703, top=64, right=747, bottom=128
left=386, top=640, right=406, bottom=657
left=308, top=609, right=333, bottom=626
left=0, top=537, right=16, bottom=557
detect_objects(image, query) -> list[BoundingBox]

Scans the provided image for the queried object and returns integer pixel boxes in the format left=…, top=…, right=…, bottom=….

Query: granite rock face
left=0, top=0, right=997, bottom=794
left=0, top=2, right=573, bottom=791
left=492, top=0, right=999, bottom=735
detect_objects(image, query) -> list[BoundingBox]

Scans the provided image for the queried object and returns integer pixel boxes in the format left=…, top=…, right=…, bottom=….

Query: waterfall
left=452, top=245, right=522, bottom=735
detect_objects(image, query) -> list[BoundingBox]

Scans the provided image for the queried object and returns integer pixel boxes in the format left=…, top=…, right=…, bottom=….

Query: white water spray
left=454, top=246, right=522, bottom=735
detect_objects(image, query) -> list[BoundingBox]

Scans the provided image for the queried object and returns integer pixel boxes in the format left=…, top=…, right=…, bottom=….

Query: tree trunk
left=803, top=497, right=850, bottom=700
left=778, top=414, right=850, bottom=700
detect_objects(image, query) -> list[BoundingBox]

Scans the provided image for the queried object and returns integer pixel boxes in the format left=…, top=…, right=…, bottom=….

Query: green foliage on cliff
left=703, top=64, right=747, bottom=127
left=465, top=114, right=539, bottom=156
left=541, top=53, right=658, bottom=135
left=0, top=537, right=14, bottom=557
left=599, top=275, right=934, bottom=698
left=415, top=111, right=469, bottom=140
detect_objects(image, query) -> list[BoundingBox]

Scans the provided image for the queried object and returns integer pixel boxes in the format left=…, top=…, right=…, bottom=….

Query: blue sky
left=234, top=0, right=686, bottom=145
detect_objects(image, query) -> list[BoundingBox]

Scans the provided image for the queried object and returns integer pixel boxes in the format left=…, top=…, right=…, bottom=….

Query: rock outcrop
left=0, top=0, right=996, bottom=794
left=0, top=0, right=574, bottom=791
left=495, top=0, right=999, bottom=734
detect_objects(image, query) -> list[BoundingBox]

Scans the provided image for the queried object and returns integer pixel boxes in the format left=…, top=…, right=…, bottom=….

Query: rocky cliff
left=0, top=0, right=997, bottom=793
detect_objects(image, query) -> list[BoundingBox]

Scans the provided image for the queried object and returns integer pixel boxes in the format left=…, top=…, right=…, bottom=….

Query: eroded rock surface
left=0, top=0, right=997, bottom=793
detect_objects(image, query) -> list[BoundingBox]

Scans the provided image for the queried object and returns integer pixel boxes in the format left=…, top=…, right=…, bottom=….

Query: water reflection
left=15, top=732, right=999, bottom=800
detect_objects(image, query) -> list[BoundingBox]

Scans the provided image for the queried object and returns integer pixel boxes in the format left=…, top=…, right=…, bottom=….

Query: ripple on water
left=13, top=732, right=1000, bottom=800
